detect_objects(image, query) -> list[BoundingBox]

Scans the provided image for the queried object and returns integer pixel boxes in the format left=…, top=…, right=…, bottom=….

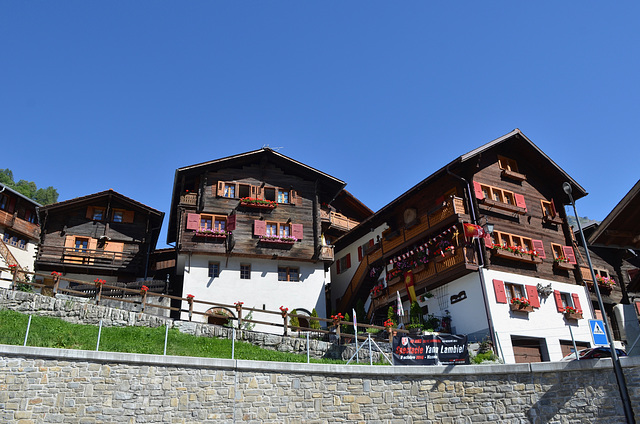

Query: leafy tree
left=34, top=187, right=59, bottom=205
left=309, top=308, right=320, bottom=330
left=289, top=309, right=300, bottom=328
left=387, top=306, right=397, bottom=325
left=15, top=180, right=37, bottom=199
left=0, top=169, right=14, bottom=186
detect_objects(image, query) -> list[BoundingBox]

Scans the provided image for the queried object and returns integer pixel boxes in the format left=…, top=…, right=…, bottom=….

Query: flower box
left=553, top=261, right=574, bottom=271
left=492, top=248, right=542, bottom=264
left=239, top=199, right=276, bottom=209
left=194, top=231, right=227, bottom=239
left=501, top=169, right=527, bottom=182
left=259, top=237, right=296, bottom=245
left=434, top=250, right=455, bottom=263
left=387, top=276, right=401, bottom=286
left=586, top=281, right=613, bottom=296
left=510, top=303, right=534, bottom=313
left=564, top=311, right=583, bottom=320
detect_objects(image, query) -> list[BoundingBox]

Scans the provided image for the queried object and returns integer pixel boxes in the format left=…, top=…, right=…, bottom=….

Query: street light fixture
left=563, top=182, right=635, bottom=424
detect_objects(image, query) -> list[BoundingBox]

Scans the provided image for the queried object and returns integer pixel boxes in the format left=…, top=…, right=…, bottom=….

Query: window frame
left=277, top=189, right=290, bottom=204
left=0, top=194, right=7, bottom=211
left=278, top=266, right=299, bottom=282
left=477, top=183, right=526, bottom=214
left=240, top=264, right=251, bottom=280
left=112, top=209, right=124, bottom=223
left=505, top=282, right=526, bottom=300
left=498, top=155, right=520, bottom=173
left=199, top=214, right=227, bottom=232
left=208, top=262, right=220, bottom=278
left=265, top=221, right=291, bottom=237
left=74, top=237, right=89, bottom=252
left=492, top=230, right=535, bottom=252
left=92, top=208, right=105, bottom=221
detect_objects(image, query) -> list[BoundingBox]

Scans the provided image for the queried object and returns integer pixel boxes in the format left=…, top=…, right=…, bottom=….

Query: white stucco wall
left=179, top=253, right=328, bottom=334
left=0, top=239, right=38, bottom=289
left=482, top=268, right=594, bottom=364
left=330, top=224, right=388, bottom=310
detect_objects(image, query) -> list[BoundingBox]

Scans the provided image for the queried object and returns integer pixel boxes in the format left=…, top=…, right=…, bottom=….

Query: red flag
left=463, top=223, right=485, bottom=239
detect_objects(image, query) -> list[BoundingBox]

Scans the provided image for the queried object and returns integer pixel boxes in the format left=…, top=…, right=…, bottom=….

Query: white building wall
left=482, top=268, right=594, bottom=364
left=330, top=224, right=387, bottom=310
left=0, top=239, right=38, bottom=289
left=179, top=253, right=328, bottom=334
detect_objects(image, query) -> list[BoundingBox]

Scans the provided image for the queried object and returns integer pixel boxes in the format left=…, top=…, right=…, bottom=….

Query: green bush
left=309, top=308, right=320, bottom=330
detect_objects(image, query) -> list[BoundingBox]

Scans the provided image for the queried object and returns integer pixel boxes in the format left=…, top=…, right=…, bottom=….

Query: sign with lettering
left=392, top=334, right=469, bottom=365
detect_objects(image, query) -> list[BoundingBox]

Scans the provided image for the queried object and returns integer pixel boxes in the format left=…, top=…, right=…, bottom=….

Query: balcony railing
left=369, top=246, right=478, bottom=316
left=36, top=245, right=142, bottom=270
left=381, top=196, right=467, bottom=254
left=0, top=209, right=40, bottom=239
left=179, top=193, right=198, bottom=206
left=320, top=210, right=360, bottom=232
left=319, top=245, right=334, bottom=261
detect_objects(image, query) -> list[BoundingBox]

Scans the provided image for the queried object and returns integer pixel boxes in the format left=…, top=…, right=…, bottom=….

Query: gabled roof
left=588, top=179, right=640, bottom=249
left=0, top=183, right=42, bottom=208
left=335, top=129, right=587, bottom=249
left=167, top=147, right=347, bottom=243
left=39, top=189, right=164, bottom=218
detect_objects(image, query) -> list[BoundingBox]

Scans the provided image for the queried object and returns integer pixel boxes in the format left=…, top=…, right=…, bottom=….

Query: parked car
left=561, top=347, right=627, bottom=361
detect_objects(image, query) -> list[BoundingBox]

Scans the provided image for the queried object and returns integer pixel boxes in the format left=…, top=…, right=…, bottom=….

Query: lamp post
left=563, top=182, right=635, bottom=424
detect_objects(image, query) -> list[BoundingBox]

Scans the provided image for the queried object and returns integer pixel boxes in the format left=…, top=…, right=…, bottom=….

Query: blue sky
left=2, top=2, right=638, bottom=247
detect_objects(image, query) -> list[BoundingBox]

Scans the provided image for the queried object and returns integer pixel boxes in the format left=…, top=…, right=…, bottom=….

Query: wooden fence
left=0, top=266, right=407, bottom=344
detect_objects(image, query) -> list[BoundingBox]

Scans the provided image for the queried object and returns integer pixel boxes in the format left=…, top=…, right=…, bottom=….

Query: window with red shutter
left=493, top=279, right=507, bottom=303
left=358, top=246, right=363, bottom=262
left=291, top=224, right=303, bottom=240
left=253, top=220, right=266, bottom=236
left=227, top=214, right=236, bottom=231
left=571, top=293, right=582, bottom=311
left=525, top=285, right=540, bottom=308
left=514, top=194, right=527, bottom=211
left=554, top=290, right=565, bottom=312
left=186, top=213, right=200, bottom=230
left=531, top=240, right=545, bottom=259
left=473, top=181, right=484, bottom=200
left=562, top=246, right=577, bottom=264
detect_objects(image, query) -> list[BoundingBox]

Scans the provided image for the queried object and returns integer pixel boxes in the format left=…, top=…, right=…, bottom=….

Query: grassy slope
left=0, top=309, right=368, bottom=364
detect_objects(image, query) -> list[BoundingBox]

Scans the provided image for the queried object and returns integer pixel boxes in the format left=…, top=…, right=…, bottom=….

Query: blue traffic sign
left=589, top=319, right=609, bottom=346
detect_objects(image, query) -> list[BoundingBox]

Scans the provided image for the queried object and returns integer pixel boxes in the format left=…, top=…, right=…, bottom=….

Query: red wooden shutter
left=483, top=232, right=494, bottom=248
left=227, top=214, right=236, bottom=231
left=571, top=293, right=582, bottom=311
left=473, top=181, right=484, bottom=200
left=531, top=239, right=546, bottom=259
left=514, top=193, right=527, bottom=211
left=594, top=309, right=603, bottom=320
left=253, top=220, right=266, bottom=236
left=86, top=207, right=94, bottom=219
left=336, top=259, right=341, bottom=274
left=635, top=302, right=640, bottom=316
left=8, top=197, right=16, bottom=213
left=217, top=182, right=225, bottom=197
left=553, top=290, right=565, bottom=312
left=562, top=246, right=577, bottom=264
left=369, top=239, right=374, bottom=247
left=493, top=279, right=507, bottom=303
left=358, top=246, right=363, bottom=262
left=123, top=211, right=135, bottom=223
left=550, top=199, right=558, bottom=217
left=525, top=285, right=540, bottom=308
left=186, top=213, right=200, bottom=230
left=291, top=224, right=303, bottom=240
left=346, top=253, right=351, bottom=269
left=435, top=195, right=445, bottom=205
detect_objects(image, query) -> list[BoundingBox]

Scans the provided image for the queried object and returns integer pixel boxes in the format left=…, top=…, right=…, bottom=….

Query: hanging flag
left=404, top=270, right=417, bottom=303
left=396, top=291, right=405, bottom=317
left=463, top=223, right=485, bottom=239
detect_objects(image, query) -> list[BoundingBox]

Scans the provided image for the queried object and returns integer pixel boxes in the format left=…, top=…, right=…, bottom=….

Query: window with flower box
left=497, top=155, right=526, bottom=181
left=216, top=181, right=301, bottom=206
left=550, top=243, right=577, bottom=268
left=554, top=290, right=583, bottom=318
left=253, top=220, right=303, bottom=242
left=492, top=279, right=540, bottom=310
left=540, top=199, right=562, bottom=224
left=278, top=266, right=299, bottom=282
left=473, top=182, right=527, bottom=214
left=490, top=230, right=542, bottom=263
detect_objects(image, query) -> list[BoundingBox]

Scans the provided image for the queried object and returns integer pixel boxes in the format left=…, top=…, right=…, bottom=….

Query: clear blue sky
left=2, top=2, right=638, bottom=247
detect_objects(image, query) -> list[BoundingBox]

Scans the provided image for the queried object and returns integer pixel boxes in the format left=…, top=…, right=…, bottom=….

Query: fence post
left=141, top=288, right=148, bottom=313
left=10, top=266, right=18, bottom=290
left=187, top=296, right=194, bottom=321
left=235, top=302, right=243, bottom=329
left=96, top=282, right=103, bottom=305
left=281, top=309, right=289, bottom=336
left=52, top=273, right=60, bottom=295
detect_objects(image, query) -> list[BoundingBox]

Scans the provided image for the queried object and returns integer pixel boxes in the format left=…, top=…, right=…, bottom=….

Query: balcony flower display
left=195, top=229, right=228, bottom=238
left=331, top=312, right=344, bottom=326
left=259, top=235, right=296, bottom=244
left=510, top=297, right=533, bottom=312
left=495, top=244, right=538, bottom=257
left=239, top=197, right=277, bottom=209
left=564, top=306, right=583, bottom=320
left=588, top=276, right=616, bottom=295
left=370, top=283, right=385, bottom=298
left=141, top=285, right=149, bottom=294
left=94, top=278, right=106, bottom=287
left=386, top=268, right=403, bottom=283
left=383, top=319, right=395, bottom=328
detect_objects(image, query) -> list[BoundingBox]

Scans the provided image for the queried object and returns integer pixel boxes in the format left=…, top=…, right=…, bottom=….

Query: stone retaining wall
left=0, top=288, right=383, bottom=362
left=0, top=345, right=639, bottom=423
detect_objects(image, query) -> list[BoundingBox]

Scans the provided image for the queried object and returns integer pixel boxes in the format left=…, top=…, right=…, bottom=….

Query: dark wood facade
left=0, top=183, right=41, bottom=274
left=36, top=190, right=164, bottom=281
left=334, top=129, right=588, bottom=318
left=168, top=148, right=370, bottom=264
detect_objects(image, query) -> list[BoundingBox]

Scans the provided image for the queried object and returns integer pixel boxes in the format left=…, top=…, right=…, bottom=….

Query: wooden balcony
left=320, top=210, right=360, bottom=232
left=0, top=209, right=40, bottom=239
left=179, top=193, right=198, bottom=206
left=319, top=245, right=334, bottom=261
left=381, top=196, right=468, bottom=255
left=36, top=245, right=143, bottom=271
left=369, top=247, right=478, bottom=316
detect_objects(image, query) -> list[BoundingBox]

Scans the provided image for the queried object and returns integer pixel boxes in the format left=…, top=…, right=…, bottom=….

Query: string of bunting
left=389, top=224, right=459, bottom=264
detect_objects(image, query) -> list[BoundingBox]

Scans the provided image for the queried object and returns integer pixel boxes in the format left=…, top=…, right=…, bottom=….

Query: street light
left=563, top=182, right=635, bottom=424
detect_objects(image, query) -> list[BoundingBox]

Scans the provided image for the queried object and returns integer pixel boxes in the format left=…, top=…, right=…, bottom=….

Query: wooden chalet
left=0, top=183, right=41, bottom=286
left=167, top=147, right=371, bottom=325
left=35, top=190, right=164, bottom=283
left=332, top=129, right=590, bottom=362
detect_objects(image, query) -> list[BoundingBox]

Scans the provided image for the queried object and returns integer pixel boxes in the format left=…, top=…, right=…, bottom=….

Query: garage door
left=512, top=337, right=544, bottom=363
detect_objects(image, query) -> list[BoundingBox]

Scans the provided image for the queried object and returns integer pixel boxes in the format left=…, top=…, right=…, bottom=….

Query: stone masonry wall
left=0, top=288, right=382, bottom=362
left=0, top=345, right=639, bottom=423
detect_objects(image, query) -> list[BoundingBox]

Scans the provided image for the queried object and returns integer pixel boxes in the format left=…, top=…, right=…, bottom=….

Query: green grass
left=0, top=309, right=378, bottom=365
